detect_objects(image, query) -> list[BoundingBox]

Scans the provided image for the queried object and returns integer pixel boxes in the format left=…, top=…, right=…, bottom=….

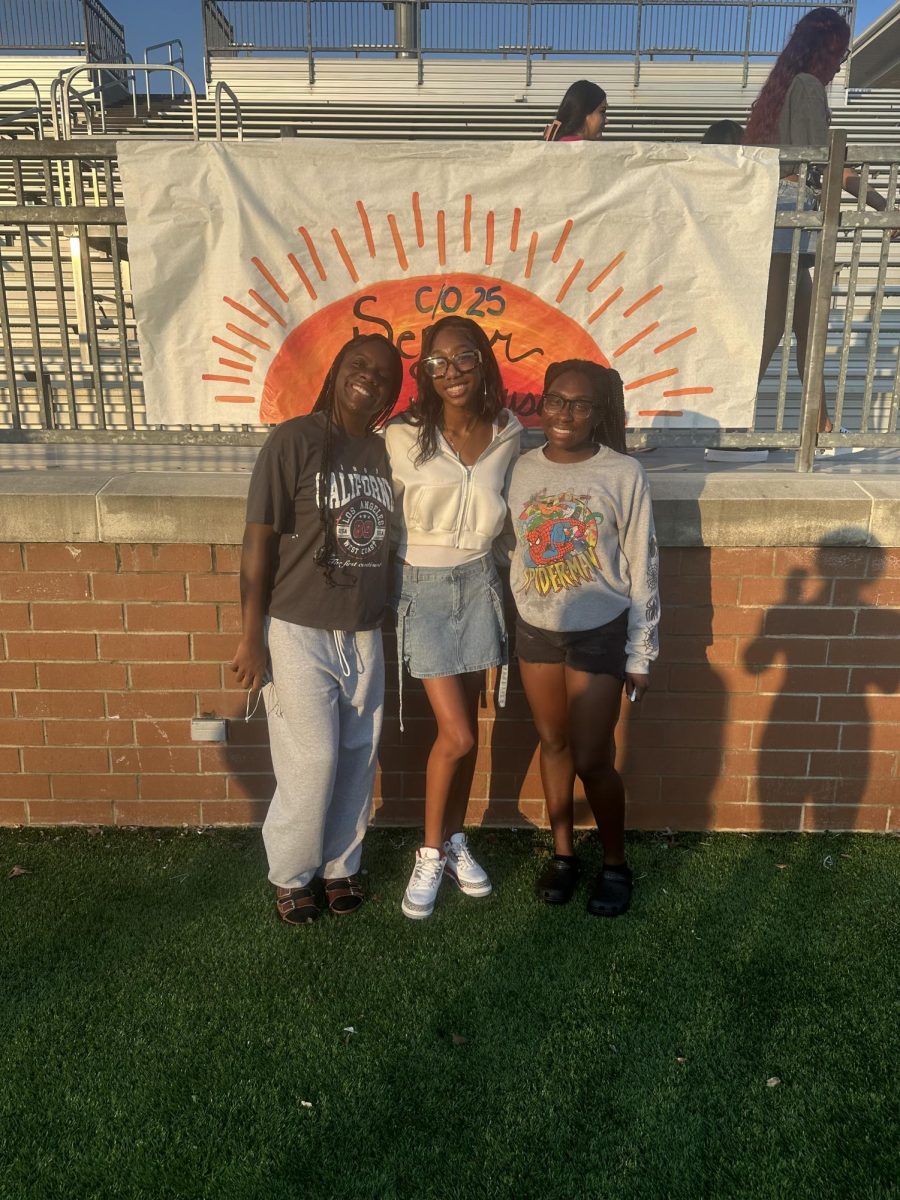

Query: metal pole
left=796, top=128, right=847, bottom=472
left=306, top=0, right=314, bottom=85
left=525, top=0, right=533, bottom=89
left=633, top=0, right=643, bottom=88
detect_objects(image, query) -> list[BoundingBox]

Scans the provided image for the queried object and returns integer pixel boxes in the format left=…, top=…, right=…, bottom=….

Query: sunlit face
left=540, top=369, right=599, bottom=456
left=424, top=327, right=484, bottom=413
left=581, top=102, right=608, bottom=141
left=332, top=340, right=396, bottom=429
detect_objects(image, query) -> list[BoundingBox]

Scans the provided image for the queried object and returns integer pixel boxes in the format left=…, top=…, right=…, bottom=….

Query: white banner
left=118, top=139, right=779, bottom=430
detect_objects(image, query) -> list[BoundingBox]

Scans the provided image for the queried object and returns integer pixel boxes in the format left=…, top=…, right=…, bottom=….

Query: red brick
left=201, top=800, right=267, bottom=824
left=639, top=693, right=730, bottom=722
left=849, top=667, right=900, bottom=694
left=0, top=693, right=11, bottom=718
left=658, top=774, right=748, bottom=805
left=125, top=604, right=218, bottom=633
left=119, top=544, right=212, bottom=573
left=742, top=637, right=829, bottom=667
left=191, top=633, right=243, bottom=662
left=133, top=718, right=195, bottom=745
left=0, top=573, right=90, bottom=602
left=746, top=777, right=835, bottom=805
left=672, top=605, right=760, bottom=636
left=7, top=632, right=97, bottom=661
left=29, top=800, right=113, bottom=824
left=662, top=721, right=751, bottom=750
left=38, top=662, right=127, bottom=691
left=668, top=576, right=740, bottom=606
left=751, top=723, right=839, bottom=750
left=227, top=773, right=275, bottom=800
left=764, top=608, right=855, bottom=637
left=808, top=751, right=897, bottom=778
left=713, top=802, right=803, bottom=831
left=669, top=665, right=758, bottom=694
left=705, top=548, right=775, bottom=576
left=803, top=805, right=889, bottom=832
left=30, top=603, right=124, bottom=632
left=111, top=747, right=200, bottom=774
left=828, top=638, right=900, bottom=666
left=841, top=723, right=900, bottom=752
left=99, top=634, right=190, bottom=662
left=730, top=694, right=819, bottom=722
left=0, top=663, right=37, bottom=688
left=52, top=774, right=137, bottom=801
left=129, top=663, right=221, bottom=691
left=0, top=545, right=23, bottom=571
left=25, top=543, right=117, bottom=572
left=114, top=800, right=203, bottom=826
left=199, top=745, right=272, bottom=773
left=219, top=605, right=242, bottom=634
left=140, top=774, right=226, bottom=801
left=740, top=576, right=829, bottom=607
left=0, top=800, right=27, bottom=824
left=855, top=609, right=900, bottom=636
left=107, top=693, right=195, bottom=720
left=45, top=720, right=133, bottom=747
left=874, top=548, right=900, bottom=577
left=626, top=747, right=726, bottom=777
left=196, top=691, right=247, bottom=720
left=0, top=747, right=19, bottom=772
left=16, top=692, right=105, bottom=719
left=0, top=774, right=49, bottom=799
left=835, top=578, right=900, bottom=607
left=774, top=547, right=869, bottom=578
left=213, top=545, right=242, bottom=573
left=834, top=779, right=898, bottom=806
left=0, top=603, right=29, bottom=630
left=92, top=574, right=186, bottom=602
left=187, top=575, right=239, bottom=603
left=755, top=666, right=850, bottom=695
left=0, top=718, right=43, bottom=745
left=626, top=798, right=710, bottom=831
left=659, top=637, right=737, bottom=665
left=820, top=695, right=900, bottom=722
left=723, top=749, right=809, bottom=777
left=24, top=746, right=109, bottom=773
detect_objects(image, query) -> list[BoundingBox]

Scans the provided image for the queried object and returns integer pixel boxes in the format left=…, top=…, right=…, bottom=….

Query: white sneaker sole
left=401, top=895, right=436, bottom=919
left=445, top=867, right=492, bottom=897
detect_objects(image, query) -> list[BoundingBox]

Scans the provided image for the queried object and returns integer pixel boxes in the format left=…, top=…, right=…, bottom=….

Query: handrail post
left=742, top=1, right=753, bottom=88
left=417, top=1, right=424, bottom=86
left=633, top=0, right=643, bottom=87
left=796, top=128, right=847, bottom=472
left=306, top=0, right=315, bottom=85
left=525, top=0, right=533, bottom=89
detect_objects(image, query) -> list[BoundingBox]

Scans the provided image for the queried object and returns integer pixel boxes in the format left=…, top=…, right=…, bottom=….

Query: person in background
left=701, top=119, right=744, bottom=144
left=743, top=6, right=898, bottom=436
left=544, top=79, right=608, bottom=142
left=385, top=317, right=522, bottom=920
left=231, top=335, right=403, bottom=925
left=507, top=361, right=659, bottom=918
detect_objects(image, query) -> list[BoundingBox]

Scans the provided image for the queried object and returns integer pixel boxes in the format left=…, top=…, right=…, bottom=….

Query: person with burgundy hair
left=744, top=7, right=898, bottom=437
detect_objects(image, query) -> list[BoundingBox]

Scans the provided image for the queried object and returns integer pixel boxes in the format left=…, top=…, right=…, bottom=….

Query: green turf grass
left=1, top=828, right=897, bottom=1200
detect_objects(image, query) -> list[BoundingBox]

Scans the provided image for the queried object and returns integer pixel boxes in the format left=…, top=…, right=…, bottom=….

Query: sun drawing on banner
left=202, top=192, right=714, bottom=426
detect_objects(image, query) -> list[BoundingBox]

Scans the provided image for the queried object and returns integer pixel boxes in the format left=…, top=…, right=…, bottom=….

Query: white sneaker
left=401, top=847, right=445, bottom=920
left=443, top=832, right=492, bottom=897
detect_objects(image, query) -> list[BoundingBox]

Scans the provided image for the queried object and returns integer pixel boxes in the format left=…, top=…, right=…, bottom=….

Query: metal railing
left=0, top=133, right=897, bottom=468
left=143, top=40, right=188, bottom=110
left=200, top=0, right=856, bottom=86
left=0, top=78, right=44, bottom=140
left=214, top=81, right=244, bottom=140
left=0, top=0, right=126, bottom=61
left=60, top=65, right=200, bottom=141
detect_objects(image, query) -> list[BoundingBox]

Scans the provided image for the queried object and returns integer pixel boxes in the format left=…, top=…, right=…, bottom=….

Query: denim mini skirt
left=392, top=554, right=507, bottom=681
left=772, top=179, right=818, bottom=260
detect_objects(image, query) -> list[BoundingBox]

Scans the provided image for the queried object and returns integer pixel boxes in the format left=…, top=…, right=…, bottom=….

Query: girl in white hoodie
left=385, top=316, right=522, bottom=919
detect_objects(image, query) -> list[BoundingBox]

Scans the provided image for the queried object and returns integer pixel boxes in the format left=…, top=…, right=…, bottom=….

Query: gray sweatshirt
left=507, top=445, right=660, bottom=674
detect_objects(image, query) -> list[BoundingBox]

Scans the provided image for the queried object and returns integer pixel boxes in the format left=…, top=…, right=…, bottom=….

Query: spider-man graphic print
left=519, top=493, right=604, bottom=595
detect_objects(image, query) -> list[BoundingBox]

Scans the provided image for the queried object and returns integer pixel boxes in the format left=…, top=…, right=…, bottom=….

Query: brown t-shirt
left=245, top=412, right=393, bottom=632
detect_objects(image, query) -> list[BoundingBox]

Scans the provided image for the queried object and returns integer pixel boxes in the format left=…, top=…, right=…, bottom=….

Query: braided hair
left=407, top=316, right=505, bottom=466
left=310, top=333, right=403, bottom=584
left=542, top=360, right=627, bottom=455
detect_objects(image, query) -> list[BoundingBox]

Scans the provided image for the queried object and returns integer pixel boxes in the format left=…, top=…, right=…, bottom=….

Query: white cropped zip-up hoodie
left=384, top=411, right=522, bottom=557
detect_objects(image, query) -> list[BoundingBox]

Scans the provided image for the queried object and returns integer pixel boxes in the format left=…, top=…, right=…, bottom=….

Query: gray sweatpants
left=262, top=616, right=385, bottom=889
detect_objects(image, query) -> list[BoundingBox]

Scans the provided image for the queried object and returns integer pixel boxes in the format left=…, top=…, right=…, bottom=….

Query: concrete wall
left=0, top=470, right=898, bottom=832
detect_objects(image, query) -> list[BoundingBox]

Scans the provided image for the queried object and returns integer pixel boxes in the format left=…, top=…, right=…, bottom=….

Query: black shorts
left=515, top=610, right=628, bottom=678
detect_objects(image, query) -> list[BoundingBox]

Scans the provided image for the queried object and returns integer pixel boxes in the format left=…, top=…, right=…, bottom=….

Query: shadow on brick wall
left=742, top=531, right=898, bottom=832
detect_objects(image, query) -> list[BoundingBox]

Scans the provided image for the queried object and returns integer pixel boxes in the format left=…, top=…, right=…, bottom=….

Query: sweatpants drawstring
left=333, top=630, right=352, bottom=678
left=245, top=686, right=265, bottom=721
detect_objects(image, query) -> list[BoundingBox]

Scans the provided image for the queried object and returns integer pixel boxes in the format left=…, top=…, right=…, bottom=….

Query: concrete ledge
left=0, top=470, right=897, bottom=547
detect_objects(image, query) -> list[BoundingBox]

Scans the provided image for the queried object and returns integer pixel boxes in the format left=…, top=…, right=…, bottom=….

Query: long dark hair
left=743, top=7, right=850, bottom=145
left=545, top=79, right=607, bottom=141
left=311, top=333, right=403, bottom=583
left=407, top=316, right=504, bottom=466
left=542, top=360, right=627, bottom=454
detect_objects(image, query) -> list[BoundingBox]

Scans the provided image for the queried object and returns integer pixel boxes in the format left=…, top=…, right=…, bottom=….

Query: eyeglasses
left=420, top=349, right=482, bottom=379
left=541, top=393, right=598, bottom=419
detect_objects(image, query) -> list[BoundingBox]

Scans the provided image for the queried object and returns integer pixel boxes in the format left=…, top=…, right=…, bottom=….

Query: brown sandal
left=324, top=875, right=364, bottom=916
left=275, top=885, right=320, bottom=925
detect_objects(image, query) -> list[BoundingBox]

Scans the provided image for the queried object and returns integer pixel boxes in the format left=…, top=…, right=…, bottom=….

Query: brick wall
left=1, top=541, right=897, bottom=832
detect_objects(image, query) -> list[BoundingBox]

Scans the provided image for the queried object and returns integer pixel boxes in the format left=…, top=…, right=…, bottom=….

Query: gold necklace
left=442, top=418, right=479, bottom=457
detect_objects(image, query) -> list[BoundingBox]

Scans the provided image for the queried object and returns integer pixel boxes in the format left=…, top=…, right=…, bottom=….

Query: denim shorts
left=392, top=554, right=507, bottom=680
left=772, top=180, right=817, bottom=263
left=515, top=610, right=628, bottom=679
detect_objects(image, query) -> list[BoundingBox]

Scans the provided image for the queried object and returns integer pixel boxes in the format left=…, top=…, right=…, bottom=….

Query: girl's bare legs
left=519, top=660, right=576, bottom=856
left=421, top=671, right=482, bottom=849
left=565, top=669, right=627, bottom=865
left=759, top=255, right=832, bottom=433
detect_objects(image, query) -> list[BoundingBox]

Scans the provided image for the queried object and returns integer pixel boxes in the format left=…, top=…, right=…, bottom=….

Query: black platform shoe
left=536, top=856, right=580, bottom=905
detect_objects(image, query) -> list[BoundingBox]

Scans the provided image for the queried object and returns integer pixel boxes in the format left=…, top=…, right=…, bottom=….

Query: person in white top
left=384, top=317, right=522, bottom=919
